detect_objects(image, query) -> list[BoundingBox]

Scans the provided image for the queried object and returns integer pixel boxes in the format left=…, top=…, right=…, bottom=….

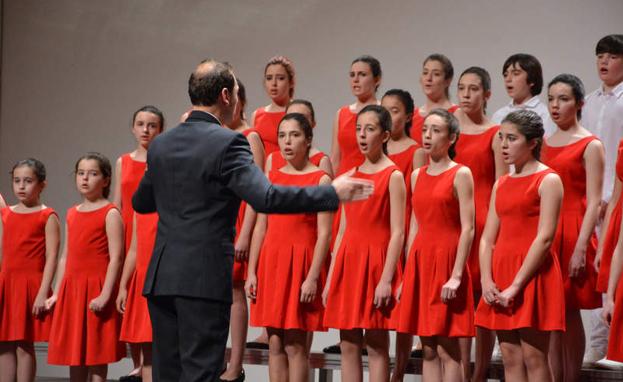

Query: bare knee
left=500, top=342, right=524, bottom=370
left=267, top=329, right=285, bottom=356
left=437, top=338, right=461, bottom=364
left=421, top=338, right=439, bottom=362
left=284, top=332, right=307, bottom=359
left=523, top=348, right=548, bottom=371
left=364, top=330, right=389, bottom=358
left=15, top=342, right=34, bottom=357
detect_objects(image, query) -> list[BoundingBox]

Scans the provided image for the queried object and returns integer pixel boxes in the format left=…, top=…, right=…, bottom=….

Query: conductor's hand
left=332, top=169, right=374, bottom=202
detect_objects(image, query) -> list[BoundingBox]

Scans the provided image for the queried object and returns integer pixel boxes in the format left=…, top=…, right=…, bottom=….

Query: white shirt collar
left=508, top=95, right=541, bottom=109
left=596, top=81, right=623, bottom=98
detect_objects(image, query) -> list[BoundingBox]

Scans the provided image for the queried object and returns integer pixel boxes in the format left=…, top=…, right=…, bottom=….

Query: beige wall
left=1, top=0, right=621, bottom=379
left=2, top=0, right=622, bottom=214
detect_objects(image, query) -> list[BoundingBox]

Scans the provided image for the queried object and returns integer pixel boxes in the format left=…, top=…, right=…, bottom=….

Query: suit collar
left=186, top=110, right=222, bottom=125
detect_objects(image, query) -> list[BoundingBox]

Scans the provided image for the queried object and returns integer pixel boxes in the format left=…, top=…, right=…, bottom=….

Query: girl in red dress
left=380, top=89, right=426, bottom=382
left=597, top=140, right=623, bottom=294
left=251, top=56, right=295, bottom=156
left=475, top=110, right=565, bottom=382
left=113, top=105, right=164, bottom=250
left=112, top=105, right=164, bottom=381
left=0, top=159, right=60, bottom=382
left=410, top=54, right=459, bottom=145
left=598, top=140, right=623, bottom=366
left=330, top=55, right=382, bottom=176
left=266, top=100, right=333, bottom=176
left=245, top=113, right=333, bottom=382
left=46, top=153, right=125, bottom=382
left=454, top=67, right=508, bottom=382
left=323, top=105, right=405, bottom=382
left=397, top=109, right=475, bottom=382
left=116, top=211, right=157, bottom=382
left=602, top=169, right=623, bottom=362
left=223, top=80, right=265, bottom=381
left=541, top=74, right=604, bottom=381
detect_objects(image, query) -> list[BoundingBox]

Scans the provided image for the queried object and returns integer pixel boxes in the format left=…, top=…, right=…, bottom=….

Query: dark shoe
left=220, top=369, right=245, bottom=382
left=245, top=341, right=269, bottom=350
left=322, top=344, right=341, bottom=354
left=119, top=375, right=142, bottom=382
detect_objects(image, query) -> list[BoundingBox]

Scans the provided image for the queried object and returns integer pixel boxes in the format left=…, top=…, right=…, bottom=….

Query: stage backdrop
left=1, top=0, right=621, bottom=380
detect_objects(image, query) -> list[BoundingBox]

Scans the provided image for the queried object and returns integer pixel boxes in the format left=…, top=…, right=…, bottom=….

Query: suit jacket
left=133, top=110, right=339, bottom=303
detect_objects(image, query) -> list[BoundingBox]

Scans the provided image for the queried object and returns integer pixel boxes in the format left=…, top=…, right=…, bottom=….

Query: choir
left=0, top=33, right=622, bottom=382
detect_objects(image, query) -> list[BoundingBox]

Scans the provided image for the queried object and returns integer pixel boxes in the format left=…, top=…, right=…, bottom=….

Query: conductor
left=132, top=59, right=373, bottom=381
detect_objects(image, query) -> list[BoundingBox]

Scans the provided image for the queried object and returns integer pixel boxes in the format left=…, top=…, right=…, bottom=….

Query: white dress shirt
left=583, top=81, right=623, bottom=202
left=492, top=95, right=557, bottom=137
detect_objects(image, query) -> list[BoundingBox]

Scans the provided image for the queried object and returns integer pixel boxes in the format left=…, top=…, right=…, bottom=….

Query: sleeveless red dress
left=0, top=207, right=56, bottom=341
left=253, top=108, right=285, bottom=155
left=397, top=165, right=474, bottom=336
left=250, top=170, right=327, bottom=331
left=119, top=212, right=157, bottom=343
left=541, top=136, right=602, bottom=309
left=324, top=166, right=401, bottom=329
left=336, top=106, right=364, bottom=176
left=454, top=126, right=499, bottom=293
left=120, top=154, right=146, bottom=252
left=410, top=105, right=459, bottom=145
left=48, top=204, right=125, bottom=365
left=598, top=139, right=623, bottom=292
left=607, top=274, right=623, bottom=361
left=271, top=151, right=327, bottom=170
left=475, top=170, right=565, bottom=331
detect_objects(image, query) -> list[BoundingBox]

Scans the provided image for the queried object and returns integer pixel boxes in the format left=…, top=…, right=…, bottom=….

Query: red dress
left=253, top=108, right=285, bottom=155
left=271, top=150, right=327, bottom=170
left=324, top=166, right=401, bottom=329
left=454, top=126, right=499, bottom=292
left=48, top=204, right=125, bottom=365
left=397, top=165, right=474, bottom=336
left=410, top=105, right=459, bottom=145
left=607, top=276, right=623, bottom=361
left=475, top=170, right=565, bottom=331
left=119, top=212, right=157, bottom=343
left=336, top=106, right=364, bottom=176
left=250, top=170, right=327, bottom=331
left=541, top=137, right=602, bottom=309
left=0, top=207, right=56, bottom=341
left=120, top=154, right=146, bottom=252
left=598, top=139, right=623, bottom=292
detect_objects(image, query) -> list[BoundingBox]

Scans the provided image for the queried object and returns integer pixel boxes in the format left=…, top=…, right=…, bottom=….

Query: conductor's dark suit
left=132, top=110, right=338, bottom=381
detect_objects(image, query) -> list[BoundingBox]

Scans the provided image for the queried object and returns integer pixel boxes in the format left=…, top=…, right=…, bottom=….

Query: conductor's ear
left=221, top=88, right=232, bottom=107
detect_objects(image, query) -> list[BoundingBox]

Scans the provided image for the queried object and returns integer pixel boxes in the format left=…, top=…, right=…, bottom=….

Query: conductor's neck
left=192, top=105, right=224, bottom=125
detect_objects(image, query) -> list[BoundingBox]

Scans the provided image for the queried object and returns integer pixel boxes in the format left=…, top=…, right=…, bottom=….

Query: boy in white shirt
left=584, top=34, right=623, bottom=369
left=492, top=53, right=556, bottom=136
